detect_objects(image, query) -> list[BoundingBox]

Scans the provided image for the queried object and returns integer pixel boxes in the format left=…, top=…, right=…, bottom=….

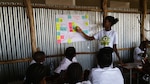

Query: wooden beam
left=0, top=47, right=135, bottom=64
left=102, top=0, right=108, bottom=18
left=24, top=0, right=37, bottom=53
left=141, top=0, right=147, bottom=41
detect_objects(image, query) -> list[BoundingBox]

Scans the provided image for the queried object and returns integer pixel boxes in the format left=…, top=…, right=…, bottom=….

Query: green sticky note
left=57, top=32, right=60, bottom=35
left=83, top=30, right=88, bottom=34
left=56, top=18, right=59, bottom=22
left=68, top=15, right=72, bottom=19
left=82, top=16, right=85, bottom=19
left=63, top=27, right=67, bottom=31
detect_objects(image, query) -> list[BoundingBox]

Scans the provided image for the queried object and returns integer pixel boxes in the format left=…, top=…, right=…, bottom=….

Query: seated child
left=24, top=51, right=46, bottom=81
left=54, top=47, right=77, bottom=74
left=89, top=47, right=124, bottom=84
left=65, top=62, right=91, bottom=84
left=24, top=63, right=47, bottom=84
left=30, top=51, right=46, bottom=65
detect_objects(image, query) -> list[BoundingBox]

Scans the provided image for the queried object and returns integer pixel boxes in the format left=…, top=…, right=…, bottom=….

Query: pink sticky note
left=57, top=40, right=61, bottom=44
left=70, top=29, right=73, bottom=32
left=61, top=35, right=64, bottom=39
left=69, top=22, right=72, bottom=28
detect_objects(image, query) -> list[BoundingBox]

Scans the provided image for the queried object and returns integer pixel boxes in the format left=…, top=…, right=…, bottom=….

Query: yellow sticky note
left=56, top=23, right=60, bottom=30
left=85, top=22, right=89, bottom=26
left=56, top=23, right=60, bottom=27
left=57, top=36, right=61, bottom=40
left=85, top=15, right=88, bottom=19
left=59, top=18, right=63, bottom=22
left=67, top=39, right=72, bottom=43
left=72, top=22, right=75, bottom=26
left=73, top=30, right=76, bottom=32
left=56, top=26, right=60, bottom=30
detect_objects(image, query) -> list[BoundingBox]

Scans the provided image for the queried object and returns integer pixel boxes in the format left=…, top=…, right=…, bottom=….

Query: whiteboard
left=56, top=14, right=89, bottom=43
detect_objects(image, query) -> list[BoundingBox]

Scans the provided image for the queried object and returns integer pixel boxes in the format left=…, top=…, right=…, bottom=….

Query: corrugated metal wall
left=0, top=4, right=146, bottom=82
left=108, top=10, right=141, bottom=62
left=0, top=6, right=32, bottom=83
left=145, top=14, right=150, bottom=40
left=32, top=8, right=103, bottom=71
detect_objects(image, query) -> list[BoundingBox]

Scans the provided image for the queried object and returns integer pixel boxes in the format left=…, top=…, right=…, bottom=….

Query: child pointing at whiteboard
left=76, top=16, right=123, bottom=65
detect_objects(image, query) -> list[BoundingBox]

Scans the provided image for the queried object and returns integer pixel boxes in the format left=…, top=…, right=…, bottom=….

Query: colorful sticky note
left=57, top=32, right=60, bottom=35
left=68, top=15, right=72, bottom=19
left=73, top=26, right=76, bottom=30
left=56, top=22, right=60, bottom=26
left=67, top=38, right=72, bottom=43
left=63, top=27, right=67, bottom=31
left=72, top=22, right=75, bottom=26
left=83, top=30, right=88, bottom=34
left=69, top=22, right=72, bottom=27
left=56, top=23, right=61, bottom=30
left=56, top=26, right=60, bottom=30
left=61, top=27, right=64, bottom=31
left=82, top=16, right=85, bottom=19
left=59, top=18, right=63, bottom=22
left=85, top=22, right=89, bottom=26
left=57, top=36, right=61, bottom=40
left=57, top=40, right=61, bottom=44
left=85, top=15, right=88, bottom=19
left=72, top=29, right=76, bottom=32
left=61, top=35, right=64, bottom=39
left=70, top=29, right=73, bottom=32
left=56, top=18, right=59, bottom=22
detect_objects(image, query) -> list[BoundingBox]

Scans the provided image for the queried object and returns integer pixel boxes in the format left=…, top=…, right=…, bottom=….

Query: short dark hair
left=65, top=47, right=76, bottom=58
left=25, top=63, right=47, bottom=84
left=66, top=63, right=83, bottom=84
left=97, top=47, right=113, bottom=68
left=32, top=51, right=45, bottom=63
left=140, top=41, right=148, bottom=48
left=105, top=16, right=119, bottom=26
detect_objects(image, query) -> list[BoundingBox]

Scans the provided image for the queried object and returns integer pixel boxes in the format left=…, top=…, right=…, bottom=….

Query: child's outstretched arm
left=76, top=26, right=95, bottom=40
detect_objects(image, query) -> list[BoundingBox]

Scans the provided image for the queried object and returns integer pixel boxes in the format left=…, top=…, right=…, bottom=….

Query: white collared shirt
left=133, top=47, right=144, bottom=62
left=89, top=67, right=124, bottom=84
left=54, top=57, right=77, bottom=74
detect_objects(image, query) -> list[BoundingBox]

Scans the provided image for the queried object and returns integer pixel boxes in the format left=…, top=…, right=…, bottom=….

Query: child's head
left=25, top=63, right=47, bottom=84
left=97, top=47, right=113, bottom=68
left=140, top=41, right=149, bottom=49
left=66, top=62, right=83, bottom=84
left=103, top=16, right=118, bottom=30
left=32, top=51, right=46, bottom=63
left=65, top=47, right=76, bottom=58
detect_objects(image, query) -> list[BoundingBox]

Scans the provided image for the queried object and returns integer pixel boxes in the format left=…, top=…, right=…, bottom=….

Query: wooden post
left=141, top=0, right=147, bottom=41
left=102, top=0, right=108, bottom=18
left=25, top=0, right=37, bottom=53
